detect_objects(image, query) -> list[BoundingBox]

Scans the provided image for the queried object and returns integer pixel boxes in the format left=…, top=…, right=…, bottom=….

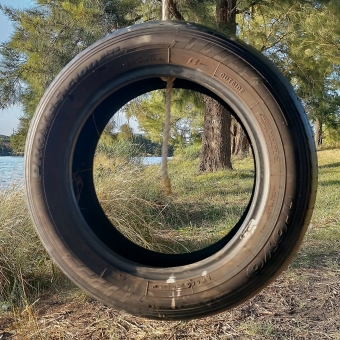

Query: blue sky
left=0, top=0, right=32, bottom=136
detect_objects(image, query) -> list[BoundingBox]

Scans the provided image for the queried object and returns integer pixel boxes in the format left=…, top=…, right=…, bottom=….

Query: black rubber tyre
left=25, top=21, right=317, bottom=320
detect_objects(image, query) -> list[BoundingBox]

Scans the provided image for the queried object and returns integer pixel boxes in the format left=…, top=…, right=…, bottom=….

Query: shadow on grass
left=290, top=224, right=340, bottom=270
left=161, top=200, right=250, bottom=229
left=318, top=179, right=340, bottom=187
left=291, top=248, right=340, bottom=270
left=318, top=162, right=340, bottom=169
left=112, top=198, right=252, bottom=254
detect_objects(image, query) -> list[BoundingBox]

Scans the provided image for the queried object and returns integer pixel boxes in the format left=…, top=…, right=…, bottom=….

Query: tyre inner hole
left=93, top=87, right=255, bottom=254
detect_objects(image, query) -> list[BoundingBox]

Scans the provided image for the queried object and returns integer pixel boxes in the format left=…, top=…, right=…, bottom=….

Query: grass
left=0, top=186, right=57, bottom=306
left=291, top=149, right=340, bottom=270
left=0, top=184, right=72, bottom=338
left=0, top=148, right=339, bottom=339
left=94, top=148, right=254, bottom=253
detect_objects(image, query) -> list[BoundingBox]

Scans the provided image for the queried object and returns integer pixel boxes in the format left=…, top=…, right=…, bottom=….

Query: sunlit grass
left=291, top=148, right=340, bottom=269
left=94, top=148, right=255, bottom=254
left=0, top=185, right=66, bottom=311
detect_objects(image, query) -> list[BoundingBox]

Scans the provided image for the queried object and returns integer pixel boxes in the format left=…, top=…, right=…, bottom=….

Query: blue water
left=140, top=156, right=166, bottom=165
left=0, top=156, right=25, bottom=189
left=0, top=156, right=165, bottom=188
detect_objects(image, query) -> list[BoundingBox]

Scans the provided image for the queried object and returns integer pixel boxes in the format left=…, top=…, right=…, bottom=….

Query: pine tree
left=0, top=0, right=143, bottom=150
left=237, top=0, right=340, bottom=147
left=198, top=0, right=236, bottom=172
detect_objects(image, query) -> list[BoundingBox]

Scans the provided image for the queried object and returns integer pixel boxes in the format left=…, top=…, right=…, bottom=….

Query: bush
left=174, top=143, right=201, bottom=160
left=96, top=138, right=144, bottom=161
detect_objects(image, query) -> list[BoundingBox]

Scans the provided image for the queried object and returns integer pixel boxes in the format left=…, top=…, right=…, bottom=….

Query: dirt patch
left=2, top=267, right=339, bottom=340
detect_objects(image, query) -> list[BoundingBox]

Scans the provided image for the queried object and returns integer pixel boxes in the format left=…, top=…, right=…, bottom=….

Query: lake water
left=139, top=156, right=166, bottom=165
left=0, top=156, right=164, bottom=189
left=0, top=156, right=24, bottom=189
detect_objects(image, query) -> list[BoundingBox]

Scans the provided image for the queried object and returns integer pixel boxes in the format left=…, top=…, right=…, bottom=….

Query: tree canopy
left=0, top=0, right=148, bottom=152
left=237, top=0, right=340, bottom=146
left=1, top=0, right=339, bottom=151
left=124, top=89, right=204, bottom=148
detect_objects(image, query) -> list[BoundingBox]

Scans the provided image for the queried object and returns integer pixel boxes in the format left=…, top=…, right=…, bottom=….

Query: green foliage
left=125, top=0, right=340, bottom=150
left=117, top=123, right=134, bottom=141
left=96, top=137, right=143, bottom=161
left=9, top=116, right=30, bottom=154
left=236, top=0, right=340, bottom=145
left=133, top=134, right=173, bottom=156
left=174, top=142, right=201, bottom=160
left=97, top=121, right=170, bottom=157
left=1, top=0, right=340, bottom=149
left=0, top=0, right=145, bottom=151
left=171, top=0, right=217, bottom=28
left=0, top=135, right=12, bottom=155
left=323, top=126, right=340, bottom=148
left=125, top=89, right=204, bottom=149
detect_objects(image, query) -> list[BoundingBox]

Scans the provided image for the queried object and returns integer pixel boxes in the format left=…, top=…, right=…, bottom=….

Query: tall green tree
left=0, top=0, right=144, bottom=152
left=237, top=0, right=340, bottom=147
left=288, top=2, right=340, bottom=147
left=126, top=0, right=340, bottom=158
left=198, top=0, right=237, bottom=172
left=1, top=0, right=339, bottom=152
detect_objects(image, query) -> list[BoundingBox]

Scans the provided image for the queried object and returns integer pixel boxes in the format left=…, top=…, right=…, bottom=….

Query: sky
left=0, top=0, right=33, bottom=136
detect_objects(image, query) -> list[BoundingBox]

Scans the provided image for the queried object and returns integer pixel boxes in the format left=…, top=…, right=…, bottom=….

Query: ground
left=1, top=149, right=339, bottom=339
left=1, top=266, right=339, bottom=339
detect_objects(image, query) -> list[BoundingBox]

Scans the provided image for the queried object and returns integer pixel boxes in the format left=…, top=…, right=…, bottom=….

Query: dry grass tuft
left=0, top=184, right=69, bottom=314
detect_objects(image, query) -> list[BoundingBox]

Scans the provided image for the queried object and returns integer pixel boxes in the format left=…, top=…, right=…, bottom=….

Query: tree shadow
left=318, top=179, right=340, bottom=187
left=290, top=248, right=339, bottom=270
left=318, top=162, right=340, bottom=169
left=125, top=196, right=252, bottom=254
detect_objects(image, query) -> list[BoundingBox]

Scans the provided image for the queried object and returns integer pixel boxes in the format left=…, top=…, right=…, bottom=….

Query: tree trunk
left=216, top=0, right=237, bottom=34
left=231, top=117, right=237, bottom=155
left=314, top=118, right=322, bottom=147
left=199, top=0, right=237, bottom=172
left=232, top=121, right=250, bottom=156
left=199, top=96, right=232, bottom=172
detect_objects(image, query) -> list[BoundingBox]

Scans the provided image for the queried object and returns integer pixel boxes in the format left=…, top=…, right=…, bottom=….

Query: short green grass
left=240, top=320, right=278, bottom=338
left=291, top=149, right=340, bottom=270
